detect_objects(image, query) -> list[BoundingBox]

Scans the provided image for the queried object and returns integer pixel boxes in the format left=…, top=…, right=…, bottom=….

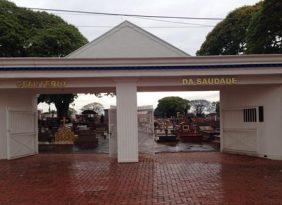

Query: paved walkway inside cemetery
left=1, top=152, right=282, bottom=205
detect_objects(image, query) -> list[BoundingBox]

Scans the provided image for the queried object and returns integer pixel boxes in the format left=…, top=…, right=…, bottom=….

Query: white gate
left=108, top=106, right=117, bottom=157
left=137, top=106, right=154, bottom=154
left=222, top=108, right=258, bottom=154
left=7, top=109, right=37, bottom=159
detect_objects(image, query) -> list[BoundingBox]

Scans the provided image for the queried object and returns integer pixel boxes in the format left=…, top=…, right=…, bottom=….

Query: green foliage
left=154, top=96, right=190, bottom=118
left=27, top=25, right=87, bottom=57
left=246, top=0, right=282, bottom=54
left=0, top=0, right=88, bottom=117
left=197, top=0, right=282, bottom=55
left=0, top=0, right=88, bottom=57
left=197, top=3, right=261, bottom=56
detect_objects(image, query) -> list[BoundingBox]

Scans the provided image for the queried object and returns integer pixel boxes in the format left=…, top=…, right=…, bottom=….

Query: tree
left=210, top=101, right=220, bottom=116
left=197, top=3, right=262, bottom=55
left=0, top=0, right=88, bottom=118
left=38, top=94, right=77, bottom=118
left=190, top=100, right=211, bottom=117
left=154, top=97, right=190, bottom=118
left=100, top=115, right=105, bottom=124
left=68, top=107, right=77, bottom=117
left=246, top=0, right=282, bottom=54
left=0, top=0, right=87, bottom=57
left=81, top=102, right=104, bottom=115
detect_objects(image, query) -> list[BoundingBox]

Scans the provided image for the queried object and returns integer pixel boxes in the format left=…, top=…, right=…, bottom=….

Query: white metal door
left=7, top=109, right=37, bottom=159
left=222, top=108, right=258, bottom=153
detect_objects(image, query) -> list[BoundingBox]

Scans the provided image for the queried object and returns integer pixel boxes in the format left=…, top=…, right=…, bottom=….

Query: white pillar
left=116, top=81, right=138, bottom=163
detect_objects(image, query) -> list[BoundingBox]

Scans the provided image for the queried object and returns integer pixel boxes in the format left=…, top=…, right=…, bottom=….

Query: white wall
left=0, top=91, right=37, bottom=159
left=221, top=85, right=282, bottom=160
left=1, top=85, right=281, bottom=161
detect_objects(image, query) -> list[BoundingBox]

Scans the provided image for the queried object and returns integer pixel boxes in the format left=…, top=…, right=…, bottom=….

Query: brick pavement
left=0, top=152, right=282, bottom=205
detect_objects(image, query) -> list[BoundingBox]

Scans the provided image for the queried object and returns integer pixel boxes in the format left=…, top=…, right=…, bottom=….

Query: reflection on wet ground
left=140, top=131, right=218, bottom=154
left=39, top=134, right=109, bottom=154
left=74, top=134, right=109, bottom=154
left=154, top=141, right=217, bottom=153
left=40, top=132, right=218, bottom=154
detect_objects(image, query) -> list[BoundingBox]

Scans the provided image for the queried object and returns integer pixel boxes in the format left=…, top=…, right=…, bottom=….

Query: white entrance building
left=0, top=21, right=282, bottom=162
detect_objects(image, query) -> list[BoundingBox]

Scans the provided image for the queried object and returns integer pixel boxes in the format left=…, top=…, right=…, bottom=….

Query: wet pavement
left=154, top=141, right=216, bottom=153
left=140, top=131, right=217, bottom=154
left=40, top=132, right=217, bottom=154
left=73, top=135, right=109, bottom=154
left=1, top=152, right=282, bottom=205
left=39, top=134, right=109, bottom=154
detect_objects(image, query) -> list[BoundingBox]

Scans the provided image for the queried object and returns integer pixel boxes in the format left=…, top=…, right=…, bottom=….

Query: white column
left=116, top=81, right=138, bottom=163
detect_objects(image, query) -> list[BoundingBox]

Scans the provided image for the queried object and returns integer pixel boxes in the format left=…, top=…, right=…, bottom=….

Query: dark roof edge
left=0, top=63, right=282, bottom=71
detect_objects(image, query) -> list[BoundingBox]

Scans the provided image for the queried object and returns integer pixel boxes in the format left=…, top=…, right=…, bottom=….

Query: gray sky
left=11, top=0, right=260, bottom=55
left=10, top=0, right=260, bottom=112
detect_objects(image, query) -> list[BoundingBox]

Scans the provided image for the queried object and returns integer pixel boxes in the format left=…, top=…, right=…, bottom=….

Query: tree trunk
left=55, top=102, right=70, bottom=118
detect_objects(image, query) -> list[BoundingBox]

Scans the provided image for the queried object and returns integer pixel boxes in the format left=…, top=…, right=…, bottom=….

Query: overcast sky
left=10, top=0, right=260, bottom=112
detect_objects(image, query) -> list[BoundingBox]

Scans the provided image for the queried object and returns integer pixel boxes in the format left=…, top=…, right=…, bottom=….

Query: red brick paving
left=1, top=152, right=282, bottom=205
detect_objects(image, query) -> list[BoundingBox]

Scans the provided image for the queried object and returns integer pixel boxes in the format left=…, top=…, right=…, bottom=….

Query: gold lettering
left=196, top=78, right=202, bottom=85
left=220, top=78, right=226, bottom=84
left=232, top=78, right=237, bottom=84
left=182, top=78, right=238, bottom=86
left=226, top=78, right=232, bottom=84
left=23, top=81, right=29, bottom=88
left=51, top=81, right=56, bottom=87
left=16, top=81, right=23, bottom=88
left=62, top=81, right=67, bottom=87
left=188, top=79, right=194, bottom=85
left=16, top=80, right=67, bottom=88
left=46, top=81, right=51, bottom=87
left=214, top=78, right=220, bottom=84
left=207, top=78, right=214, bottom=84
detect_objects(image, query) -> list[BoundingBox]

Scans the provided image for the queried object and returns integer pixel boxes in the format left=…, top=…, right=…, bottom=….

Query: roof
left=0, top=55, right=281, bottom=71
left=67, top=21, right=189, bottom=58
